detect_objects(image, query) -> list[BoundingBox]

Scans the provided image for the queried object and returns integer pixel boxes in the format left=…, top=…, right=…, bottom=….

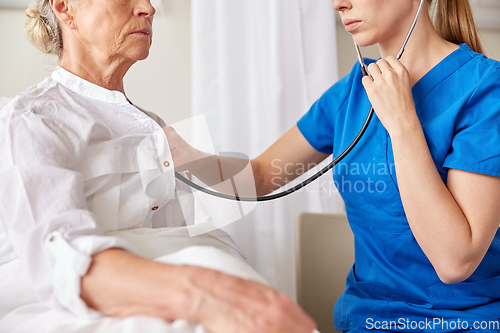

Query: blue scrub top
left=297, top=44, right=500, bottom=332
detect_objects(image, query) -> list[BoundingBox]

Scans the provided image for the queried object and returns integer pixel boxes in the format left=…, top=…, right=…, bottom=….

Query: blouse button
left=163, top=161, right=170, bottom=168
left=151, top=206, right=159, bottom=211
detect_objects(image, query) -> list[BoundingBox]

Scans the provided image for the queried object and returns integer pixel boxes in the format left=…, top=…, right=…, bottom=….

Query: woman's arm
left=165, top=125, right=329, bottom=197
left=252, top=125, right=331, bottom=196
left=80, top=249, right=317, bottom=333
left=390, top=122, right=500, bottom=284
left=363, top=56, right=500, bottom=284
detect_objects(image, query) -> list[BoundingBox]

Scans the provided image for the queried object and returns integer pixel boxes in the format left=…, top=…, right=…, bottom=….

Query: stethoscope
left=175, top=0, right=425, bottom=202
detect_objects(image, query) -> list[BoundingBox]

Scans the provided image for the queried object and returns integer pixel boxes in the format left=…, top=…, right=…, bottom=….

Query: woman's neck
left=59, top=45, right=135, bottom=95
left=378, top=10, right=459, bottom=87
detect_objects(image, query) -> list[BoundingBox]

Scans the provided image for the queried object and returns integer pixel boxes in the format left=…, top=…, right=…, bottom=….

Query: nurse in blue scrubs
left=295, top=0, right=500, bottom=331
left=170, top=0, right=500, bottom=331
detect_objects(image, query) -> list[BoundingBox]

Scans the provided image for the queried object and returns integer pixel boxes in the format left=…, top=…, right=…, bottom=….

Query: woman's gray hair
left=25, top=0, right=63, bottom=59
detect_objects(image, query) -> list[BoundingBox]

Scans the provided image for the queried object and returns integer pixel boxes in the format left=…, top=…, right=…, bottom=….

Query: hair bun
left=25, top=0, right=62, bottom=58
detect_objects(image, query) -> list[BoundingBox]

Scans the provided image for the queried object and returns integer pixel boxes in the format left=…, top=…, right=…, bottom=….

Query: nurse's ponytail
left=428, top=0, right=484, bottom=54
left=25, top=0, right=63, bottom=59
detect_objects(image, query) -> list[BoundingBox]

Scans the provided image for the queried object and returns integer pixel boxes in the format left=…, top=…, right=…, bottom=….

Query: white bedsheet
left=0, top=244, right=266, bottom=333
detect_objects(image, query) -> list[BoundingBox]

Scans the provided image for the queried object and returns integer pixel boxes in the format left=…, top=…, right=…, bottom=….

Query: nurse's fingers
left=376, top=59, right=393, bottom=74
left=361, top=75, right=374, bottom=91
left=385, top=56, right=408, bottom=74
left=366, top=62, right=381, bottom=79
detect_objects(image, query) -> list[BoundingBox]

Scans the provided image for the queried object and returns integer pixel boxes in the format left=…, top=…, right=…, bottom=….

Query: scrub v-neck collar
left=412, top=43, right=474, bottom=107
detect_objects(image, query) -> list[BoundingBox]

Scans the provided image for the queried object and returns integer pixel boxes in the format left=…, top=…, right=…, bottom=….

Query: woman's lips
left=132, top=29, right=152, bottom=37
left=343, top=20, right=362, bottom=33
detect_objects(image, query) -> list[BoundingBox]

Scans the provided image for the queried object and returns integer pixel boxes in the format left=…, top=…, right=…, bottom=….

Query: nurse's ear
left=50, top=0, right=77, bottom=30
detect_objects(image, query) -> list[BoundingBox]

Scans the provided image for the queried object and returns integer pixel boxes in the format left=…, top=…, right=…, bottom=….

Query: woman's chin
left=352, top=33, right=377, bottom=48
left=135, top=52, right=150, bottom=61
left=128, top=47, right=151, bottom=61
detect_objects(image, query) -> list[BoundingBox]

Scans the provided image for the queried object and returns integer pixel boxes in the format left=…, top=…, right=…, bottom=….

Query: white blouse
left=0, top=68, right=242, bottom=319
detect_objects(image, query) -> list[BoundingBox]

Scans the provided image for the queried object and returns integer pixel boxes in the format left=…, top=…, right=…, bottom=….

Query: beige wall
left=0, top=9, right=57, bottom=97
left=125, top=0, right=191, bottom=125
left=0, top=0, right=192, bottom=124
left=479, top=29, right=500, bottom=61
left=336, top=21, right=500, bottom=78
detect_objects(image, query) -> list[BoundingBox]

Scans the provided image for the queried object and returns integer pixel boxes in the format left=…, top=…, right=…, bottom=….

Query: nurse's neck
left=378, top=12, right=459, bottom=87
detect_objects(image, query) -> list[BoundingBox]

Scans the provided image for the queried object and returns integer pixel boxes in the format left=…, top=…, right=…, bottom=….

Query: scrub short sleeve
left=443, top=68, right=500, bottom=177
left=297, top=70, right=354, bottom=155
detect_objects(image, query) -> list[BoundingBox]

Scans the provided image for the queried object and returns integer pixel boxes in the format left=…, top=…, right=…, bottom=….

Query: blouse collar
left=51, top=67, right=128, bottom=104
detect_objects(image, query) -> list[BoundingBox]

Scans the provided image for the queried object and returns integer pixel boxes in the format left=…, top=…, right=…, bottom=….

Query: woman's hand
left=185, top=267, right=317, bottom=333
left=163, top=126, right=201, bottom=172
left=81, top=249, right=317, bottom=333
left=362, top=56, right=419, bottom=136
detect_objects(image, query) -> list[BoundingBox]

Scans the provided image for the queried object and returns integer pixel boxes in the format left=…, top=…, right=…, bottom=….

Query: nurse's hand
left=362, top=56, right=419, bottom=136
left=163, top=126, right=202, bottom=172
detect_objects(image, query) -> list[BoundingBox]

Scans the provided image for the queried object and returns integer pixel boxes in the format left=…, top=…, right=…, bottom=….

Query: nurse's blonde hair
left=25, top=0, right=63, bottom=59
left=428, top=0, right=484, bottom=54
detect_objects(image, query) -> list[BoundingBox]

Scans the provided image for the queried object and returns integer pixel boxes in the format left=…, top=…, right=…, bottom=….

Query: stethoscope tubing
left=175, top=106, right=374, bottom=202
left=174, top=0, right=425, bottom=202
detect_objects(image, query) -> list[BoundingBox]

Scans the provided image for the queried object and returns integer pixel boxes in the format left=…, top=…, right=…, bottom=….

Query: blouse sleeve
left=442, top=68, right=500, bottom=177
left=0, top=105, right=136, bottom=318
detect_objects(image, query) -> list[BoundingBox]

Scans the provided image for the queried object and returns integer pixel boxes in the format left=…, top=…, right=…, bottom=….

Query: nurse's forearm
left=389, top=121, right=478, bottom=284
left=187, top=151, right=265, bottom=197
left=170, top=125, right=328, bottom=198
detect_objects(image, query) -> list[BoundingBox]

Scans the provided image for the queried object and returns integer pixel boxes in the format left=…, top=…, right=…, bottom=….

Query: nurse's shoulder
left=459, top=44, right=500, bottom=85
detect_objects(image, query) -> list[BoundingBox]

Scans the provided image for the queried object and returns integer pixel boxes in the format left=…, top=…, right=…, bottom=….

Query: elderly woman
left=0, top=0, right=316, bottom=332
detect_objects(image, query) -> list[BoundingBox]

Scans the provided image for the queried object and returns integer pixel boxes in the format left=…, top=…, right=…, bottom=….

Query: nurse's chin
left=351, top=34, right=378, bottom=48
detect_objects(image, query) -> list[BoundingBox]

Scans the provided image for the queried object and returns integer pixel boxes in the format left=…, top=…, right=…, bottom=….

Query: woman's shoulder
left=461, top=45, right=500, bottom=99
left=456, top=43, right=500, bottom=79
left=1, top=77, right=97, bottom=131
left=0, top=79, right=97, bottom=167
left=1, top=78, right=54, bottom=117
left=421, top=44, right=500, bottom=110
